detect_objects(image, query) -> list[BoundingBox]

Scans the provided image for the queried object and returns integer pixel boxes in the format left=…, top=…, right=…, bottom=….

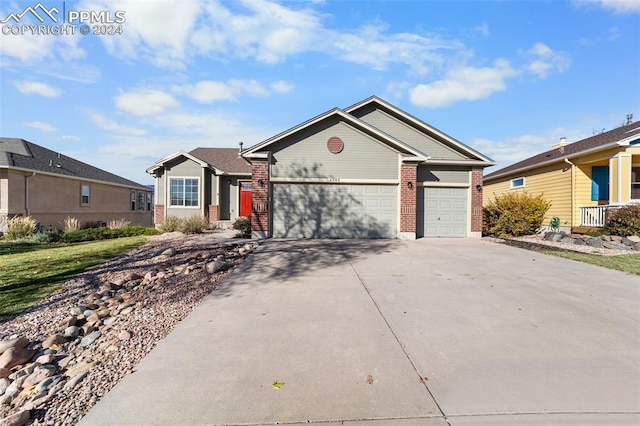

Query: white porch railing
left=579, top=205, right=624, bottom=227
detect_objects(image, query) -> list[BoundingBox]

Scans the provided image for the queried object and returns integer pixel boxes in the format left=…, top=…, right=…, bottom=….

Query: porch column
left=251, top=159, right=270, bottom=239
left=470, top=168, right=483, bottom=238
left=400, top=164, right=417, bottom=240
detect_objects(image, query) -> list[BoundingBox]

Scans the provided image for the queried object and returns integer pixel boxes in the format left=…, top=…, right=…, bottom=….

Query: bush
left=606, top=204, right=640, bottom=236
left=108, top=218, right=131, bottom=229
left=63, top=216, right=81, bottom=232
left=233, top=216, right=251, bottom=236
left=61, top=225, right=159, bottom=243
left=179, top=216, right=209, bottom=234
left=159, top=215, right=182, bottom=233
left=483, top=192, right=551, bottom=237
left=5, top=216, right=38, bottom=240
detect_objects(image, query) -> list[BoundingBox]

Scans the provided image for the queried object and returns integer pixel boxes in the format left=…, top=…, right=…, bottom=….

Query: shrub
left=606, top=204, right=640, bottom=236
left=483, top=192, right=551, bottom=237
left=179, top=216, right=209, bottom=234
left=108, top=218, right=131, bottom=229
left=63, top=216, right=81, bottom=232
left=159, top=215, right=182, bottom=233
left=60, top=225, right=159, bottom=243
left=5, top=216, right=38, bottom=240
left=233, top=216, right=251, bottom=236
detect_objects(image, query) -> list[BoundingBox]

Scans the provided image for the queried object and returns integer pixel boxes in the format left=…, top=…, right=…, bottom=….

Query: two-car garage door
left=272, top=184, right=397, bottom=238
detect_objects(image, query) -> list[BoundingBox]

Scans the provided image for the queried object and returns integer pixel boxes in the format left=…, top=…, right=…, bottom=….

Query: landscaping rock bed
left=0, top=233, right=258, bottom=426
left=499, top=232, right=640, bottom=256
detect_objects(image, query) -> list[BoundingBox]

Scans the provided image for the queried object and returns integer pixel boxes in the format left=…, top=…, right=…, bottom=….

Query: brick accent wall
left=207, top=205, right=219, bottom=224
left=400, top=164, right=417, bottom=233
left=154, top=204, right=164, bottom=226
left=471, top=168, right=483, bottom=233
left=251, top=161, right=270, bottom=235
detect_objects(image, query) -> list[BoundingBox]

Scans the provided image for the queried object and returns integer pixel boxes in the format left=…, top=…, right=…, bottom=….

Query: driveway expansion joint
left=338, top=242, right=451, bottom=425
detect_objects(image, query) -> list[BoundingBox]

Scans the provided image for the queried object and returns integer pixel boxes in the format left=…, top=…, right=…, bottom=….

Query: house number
left=327, top=177, right=340, bottom=182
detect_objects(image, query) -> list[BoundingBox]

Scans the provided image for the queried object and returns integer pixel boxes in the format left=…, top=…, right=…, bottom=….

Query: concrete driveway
left=80, top=238, right=640, bottom=425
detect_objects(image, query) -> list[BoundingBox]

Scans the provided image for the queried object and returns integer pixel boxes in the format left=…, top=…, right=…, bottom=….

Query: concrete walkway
left=80, top=239, right=640, bottom=425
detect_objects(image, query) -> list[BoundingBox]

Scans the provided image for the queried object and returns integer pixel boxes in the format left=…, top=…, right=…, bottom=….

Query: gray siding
left=219, top=177, right=239, bottom=221
left=154, top=171, right=165, bottom=203
left=417, top=166, right=470, bottom=185
left=164, top=157, right=204, bottom=218
left=270, top=117, right=399, bottom=181
left=356, top=109, right=468, bottom=161
left=165, top=157, right=202, bottom=177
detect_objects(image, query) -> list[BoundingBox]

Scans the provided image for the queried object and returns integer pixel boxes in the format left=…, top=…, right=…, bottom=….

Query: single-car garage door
left=417, top=187, right=468, bottom=237
left=272, top=184, right=397, bottom=238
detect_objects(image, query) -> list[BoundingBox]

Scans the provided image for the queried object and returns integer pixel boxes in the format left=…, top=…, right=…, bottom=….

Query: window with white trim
left=147, top=192, right=152, bottom=211
left=138, top=191, right=145, bottom=210
left=81, top=185, right=90, bottom=205
left=632, top=166, right=640, bottom=200
left=170, top=178, right=199, bottom=207
left=510, top=177, right=525, bottom=189
left=131, top=191, right=136, bottom=211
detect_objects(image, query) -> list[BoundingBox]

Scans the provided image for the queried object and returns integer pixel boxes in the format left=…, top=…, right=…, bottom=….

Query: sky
left=1, top=0, right=639, bottom=185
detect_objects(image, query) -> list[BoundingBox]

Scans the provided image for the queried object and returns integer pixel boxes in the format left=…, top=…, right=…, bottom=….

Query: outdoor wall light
left=476, top=184, right=482, bottom=191
left=407, top=181, right=414, bottom=189
left=258, top=179, right=264, bottom=187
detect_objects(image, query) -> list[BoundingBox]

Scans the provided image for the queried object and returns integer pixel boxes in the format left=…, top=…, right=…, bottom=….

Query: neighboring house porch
left=484, top=119, right=640, bottom=232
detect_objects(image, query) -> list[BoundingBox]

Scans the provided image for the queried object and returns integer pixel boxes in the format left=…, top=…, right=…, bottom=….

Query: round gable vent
left=327, top=136, right=344, bottom=154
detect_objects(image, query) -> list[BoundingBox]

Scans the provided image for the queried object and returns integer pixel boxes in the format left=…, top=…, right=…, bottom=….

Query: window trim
left=131, top=190, right=136, bottom=211
left=81, top=184, right=90, bottom=206
left=147, top=192, right=152, bottom=211
left=169, top=177, right=200, bottom=208
left=632, top=165, right=640, bottom=201
left=510, top=177, right=525, bottom=189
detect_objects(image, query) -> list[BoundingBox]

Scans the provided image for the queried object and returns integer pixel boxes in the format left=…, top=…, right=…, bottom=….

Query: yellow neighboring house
left=483, top=120, right=640, bottom=232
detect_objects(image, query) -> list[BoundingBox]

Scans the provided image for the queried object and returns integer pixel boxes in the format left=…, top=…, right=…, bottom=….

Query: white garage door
left=272, top=184, right=397, bottom=238
left=417, top=187, right=468, bottom=237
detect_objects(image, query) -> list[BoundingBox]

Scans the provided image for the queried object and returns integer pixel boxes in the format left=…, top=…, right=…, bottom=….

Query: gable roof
left=146, top=148, right=251, bottom=175
left=345, top=96, right=495, bottom=164
left=241, top=106, right=428, bottom=161
left=484, top=121, right=640, bottom=181
left=189, top=148, right=251, bottom=174
left=0, top=138, right=149, bottom=190
left=242, top=96, right=494, bottom=166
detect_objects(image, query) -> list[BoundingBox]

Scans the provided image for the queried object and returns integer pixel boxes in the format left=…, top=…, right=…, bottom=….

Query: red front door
left=239, top=181, right=253, bottom=217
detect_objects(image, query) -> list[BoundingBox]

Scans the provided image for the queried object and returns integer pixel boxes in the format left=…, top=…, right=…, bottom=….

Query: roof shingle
left=188, top=147, right=251, bottom=174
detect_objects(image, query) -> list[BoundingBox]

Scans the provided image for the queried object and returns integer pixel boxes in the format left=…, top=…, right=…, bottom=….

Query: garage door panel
left=417, top=187, right=468, bottom=238
left=273, top=184, right=397, bottom=239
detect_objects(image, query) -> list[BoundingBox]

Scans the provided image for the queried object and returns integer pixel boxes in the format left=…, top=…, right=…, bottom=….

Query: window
left=632, top=166, right=640, bottom=200
left=131, top=191, right=136, bottom=211
left=170, top=178, right=199, bottom=207
left=138, top=191, right=145, bottom=211
left=591, top=166, right=609, bottom=201
left=510, top=177, right=525, bottom=189
left=147, top=192, right=152, bottom=211
left=81, top=185, right=90, bottom=205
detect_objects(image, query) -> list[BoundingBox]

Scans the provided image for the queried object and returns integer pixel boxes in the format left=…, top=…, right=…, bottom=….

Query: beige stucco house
left=483, top=120, right=640, bottom=232
left=0, top=138, right=153, bottom=231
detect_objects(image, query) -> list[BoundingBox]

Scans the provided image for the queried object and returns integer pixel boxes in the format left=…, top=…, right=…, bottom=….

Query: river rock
left=78, top=331, right=102, bottom=347
left=64, top=326, right=81, bottom=338
left=0, top=409, right=30, bottom=426
left=0, top=378, right=10, bottom=394
left=124, top=272, right=142, bottom=281
left=602, top=241, right=631, bottom=250
left=34, top=375, right=61, bottom=394
left=35, top=353, right=56, bottom=365
left=70, top=306, right=87, bottom=316
left=586, top=238, right=604, bottom=248
left=42, top=334, right=66, bottom=349
left=64, top=360, right=98, bottom=377
left=206, top=259, right=228, bottom=274
left=23, top=366, right=56, bottom=388
left=118, top=330, right=133, bottom=341
left=0, top=347, right=35, bottom=369
left=157, top=247, right=176, bottom=258
left=0, top=337, right=29, bottom=355
left=0, top=368, right=10, bottom=379
left=64, top=372, right=87, bottom=390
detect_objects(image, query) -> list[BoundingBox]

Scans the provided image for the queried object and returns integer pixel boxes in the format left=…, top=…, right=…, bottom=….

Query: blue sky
left=1, top=0, right=639, bottom=185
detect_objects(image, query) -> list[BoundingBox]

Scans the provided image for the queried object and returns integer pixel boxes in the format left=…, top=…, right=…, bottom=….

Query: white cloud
left=25, top=121, right=57, bottom=132
left=409, top=59, right=518, bottom=108
left=13, top=80, right=62, bottom=97
left=61, top=135, right=81, bottom=142
left=89, top=112, right=147, bottom=136
left=522, top=42, right=570, bottom=78
left=474, top=22, right=489, bottom=37
left=114, top=89, right=179, bottom=116
left=574, top=0, right=640, bottom=14
left=173, top=79, right=293, bottom=103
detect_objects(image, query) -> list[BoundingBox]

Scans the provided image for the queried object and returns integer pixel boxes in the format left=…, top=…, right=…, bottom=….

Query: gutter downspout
left=564, top=158, right=575, bottom=229
left=25, top=172, right=36, bottom=216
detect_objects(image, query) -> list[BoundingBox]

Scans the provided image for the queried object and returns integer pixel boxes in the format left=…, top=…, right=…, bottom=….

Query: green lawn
left=543, top=250, right=640, bottom=276
left=0, top=236, right=149, bottom=322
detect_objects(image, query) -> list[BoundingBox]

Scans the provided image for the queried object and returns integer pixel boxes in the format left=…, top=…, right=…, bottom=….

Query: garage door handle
left=437, top=217, right=440, bottom=220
